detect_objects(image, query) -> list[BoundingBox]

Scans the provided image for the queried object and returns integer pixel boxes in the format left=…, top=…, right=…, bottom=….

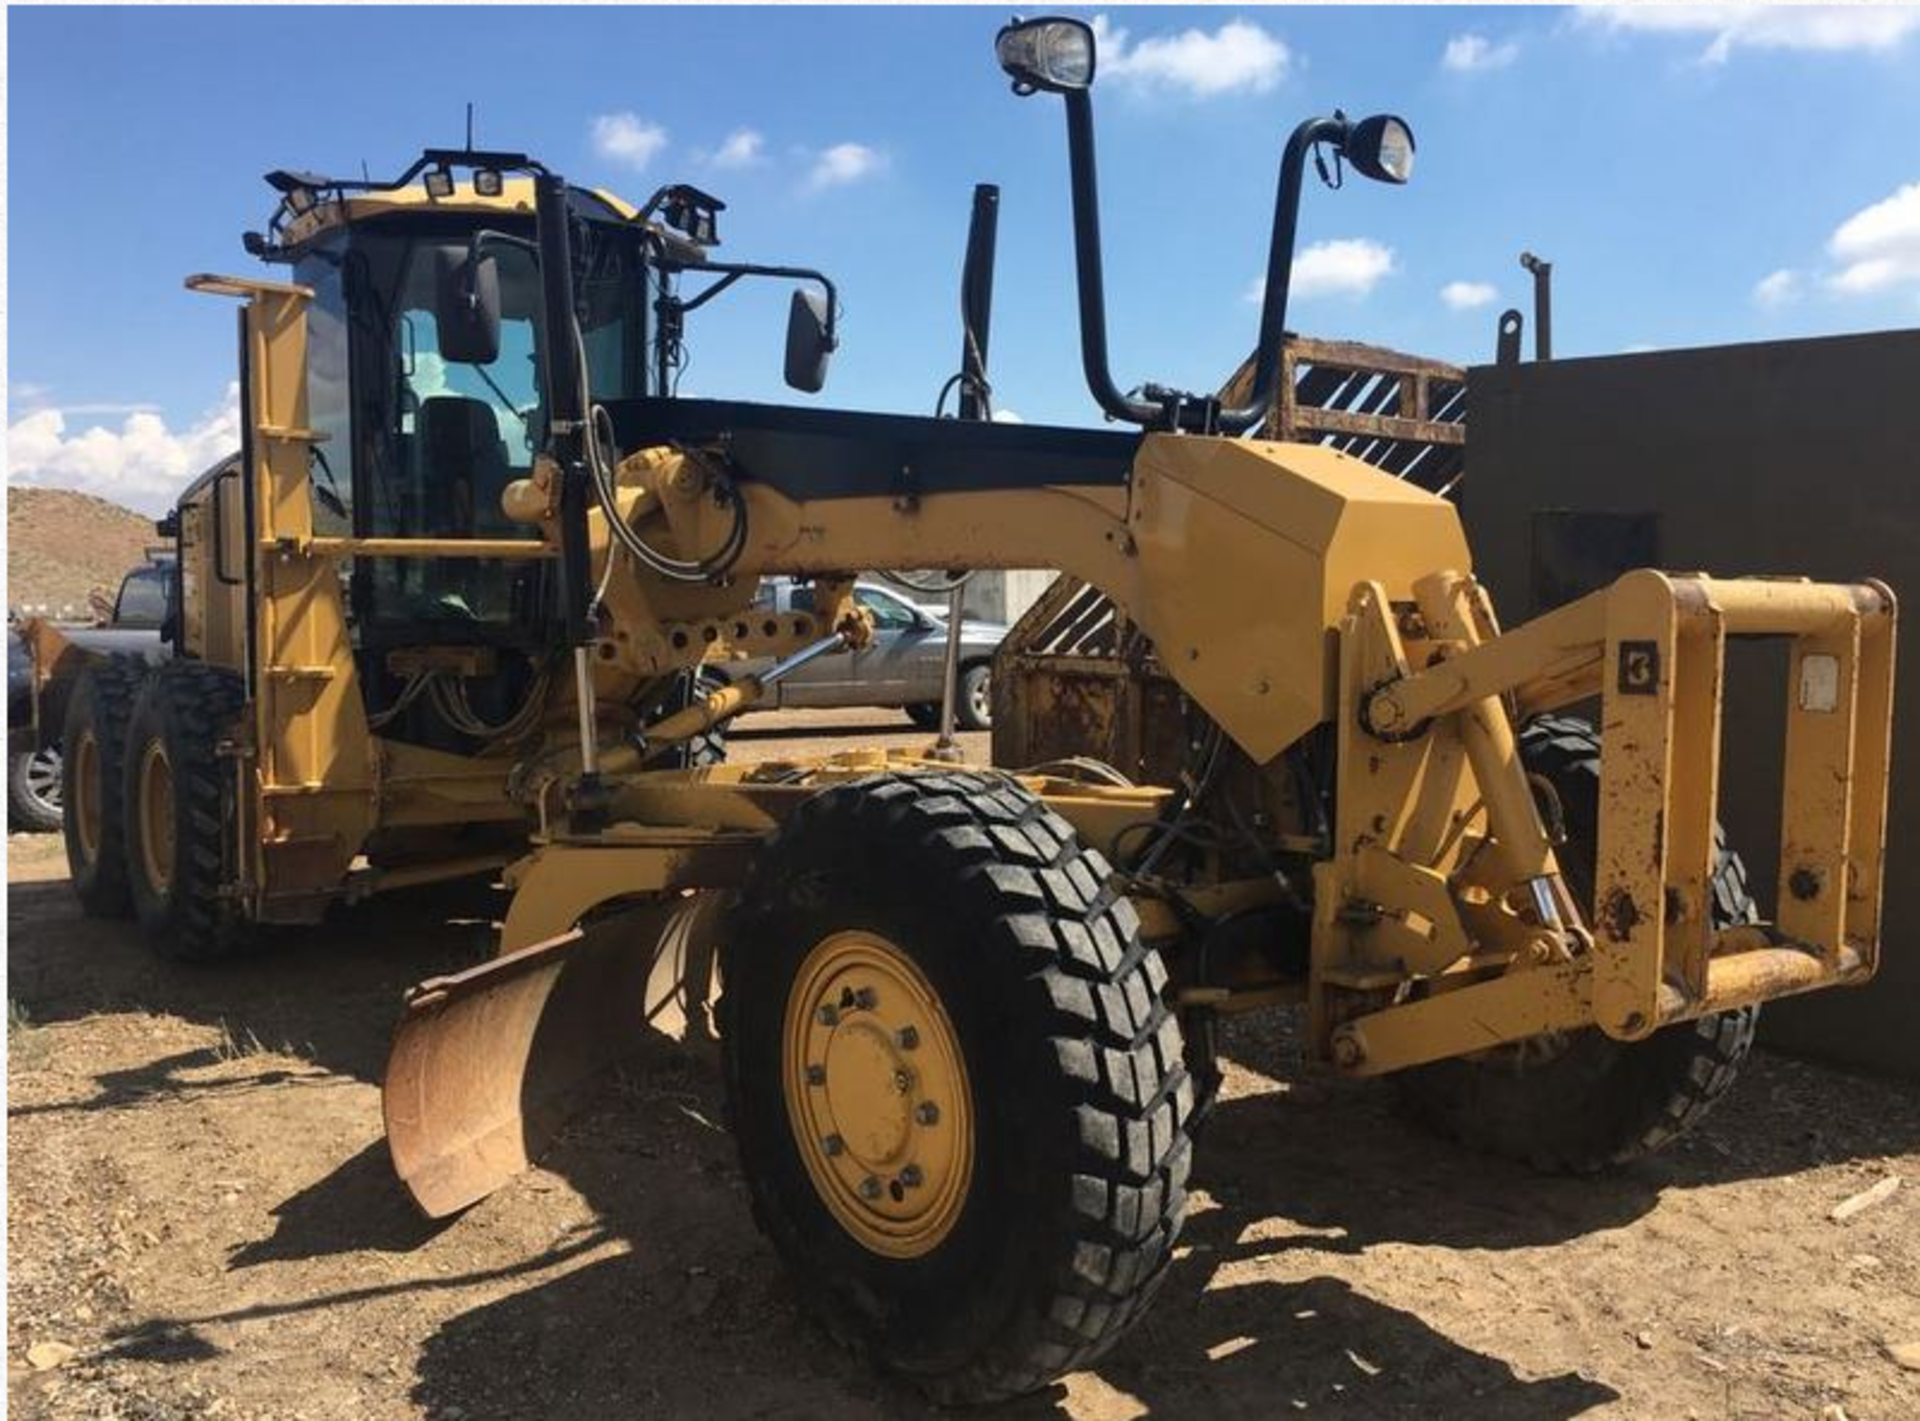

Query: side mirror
left=784, top=288, right=834, bottom=394
left=995, top=16, right=1096, bottom=94
left=435, top=248, right=501, bottom=366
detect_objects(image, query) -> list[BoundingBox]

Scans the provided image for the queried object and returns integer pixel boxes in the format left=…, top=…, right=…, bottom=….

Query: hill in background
left=8, top=486, right=160, bottom=618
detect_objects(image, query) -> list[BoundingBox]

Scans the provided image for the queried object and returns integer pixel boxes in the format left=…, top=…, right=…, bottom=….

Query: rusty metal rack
left=994, top=336, right=1467, bottom=775
left=1221, top=335, right=1467, bottom=494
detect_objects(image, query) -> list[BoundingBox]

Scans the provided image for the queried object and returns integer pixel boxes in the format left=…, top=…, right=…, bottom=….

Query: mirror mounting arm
left=654, top=255, right=839, bottom=347
left=1215, top=114, right=1351, bottom=436
left=1061, top=91, right=1163, bottom=428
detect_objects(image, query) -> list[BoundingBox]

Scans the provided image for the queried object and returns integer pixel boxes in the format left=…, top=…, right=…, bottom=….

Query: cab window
left=114, top=567, right=171, bottom=629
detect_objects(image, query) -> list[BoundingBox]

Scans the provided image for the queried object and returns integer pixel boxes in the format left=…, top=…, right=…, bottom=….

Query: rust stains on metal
left=1599, top=886, right=1643, bottom=943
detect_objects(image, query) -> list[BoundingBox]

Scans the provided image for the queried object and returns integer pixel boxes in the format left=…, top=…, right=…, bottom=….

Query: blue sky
left=8, top=4, right=1919, bottom=511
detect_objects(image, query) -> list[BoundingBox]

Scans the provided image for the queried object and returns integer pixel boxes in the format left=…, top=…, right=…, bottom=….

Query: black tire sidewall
left=726, top=840, right=1070, bottom=1379
left=123, top=665, right=245, bottom=960
left=61, top=661, right=142, bottom=916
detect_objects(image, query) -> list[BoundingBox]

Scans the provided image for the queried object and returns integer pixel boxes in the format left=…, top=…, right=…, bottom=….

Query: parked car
left=9, top=555, right=175, bottom=831
left=724, top=578, right=1007, bottom=729
left=7, top=629, right=63, bottom=830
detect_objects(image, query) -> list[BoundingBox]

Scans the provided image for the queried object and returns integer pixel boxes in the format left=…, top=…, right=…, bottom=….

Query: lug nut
left=896, top=1025, right=920, bottom=1050
left=899, top=1165, right=923, bottom=1188
left=822, top=1134, right=845, bottom=1156
left=893, top=1069, right=914, bottom=1093
left=854, top=987, right=878, bottom=1010
left=817, top=1004, right=840, bottom=1027
left=806, top=1064, right=826, bottom=1086
left=915, top=1102, right=940, bottom=1126
left=859, top=1175, right=882, bottom=1200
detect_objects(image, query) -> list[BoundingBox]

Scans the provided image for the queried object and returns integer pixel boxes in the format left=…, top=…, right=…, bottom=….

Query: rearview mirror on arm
left=435, top=248, right=502, bottom=366
left=784, top=288, right=834, bottom=394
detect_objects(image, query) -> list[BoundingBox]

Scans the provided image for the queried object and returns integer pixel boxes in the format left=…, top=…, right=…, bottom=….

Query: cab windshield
left=296, top=214, right=649, bottom=645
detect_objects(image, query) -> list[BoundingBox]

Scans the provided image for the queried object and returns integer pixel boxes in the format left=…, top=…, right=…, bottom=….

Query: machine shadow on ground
left=11, top=836, right=1919, bottom=1417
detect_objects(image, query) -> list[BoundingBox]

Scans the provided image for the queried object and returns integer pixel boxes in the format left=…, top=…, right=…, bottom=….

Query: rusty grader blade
left=383, top=896, right=722, bottom=1218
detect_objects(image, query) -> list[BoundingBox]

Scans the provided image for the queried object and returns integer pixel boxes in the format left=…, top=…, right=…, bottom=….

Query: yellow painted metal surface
left=190, top=275, right=380, bottom=915
left=782, top=930, right=974, bottom=1258
left=1312, top=567, right=1897, bottom=1073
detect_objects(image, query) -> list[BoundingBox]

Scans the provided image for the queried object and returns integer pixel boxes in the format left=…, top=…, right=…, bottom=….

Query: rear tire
left=1395, top=714, right=1760, bottom=1173
left=123, top=662, right=250, bottom=963
left=61, top=657, right=149, bottom=916
left=723, top=771, right=1194, bottom=1402
left=9, top=745, right=64, bottom=832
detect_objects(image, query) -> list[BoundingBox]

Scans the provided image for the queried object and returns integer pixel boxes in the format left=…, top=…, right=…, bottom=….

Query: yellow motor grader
left=62, top=17, right=1894, bottom=1402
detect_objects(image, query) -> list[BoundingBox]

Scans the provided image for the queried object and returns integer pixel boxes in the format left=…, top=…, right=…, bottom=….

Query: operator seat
left=419, top=396, right=511, bottom=536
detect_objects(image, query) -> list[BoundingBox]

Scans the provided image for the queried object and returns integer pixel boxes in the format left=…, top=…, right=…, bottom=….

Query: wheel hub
left=783, top=930, right=973, bottom=1258
left=72, top=731, right=100, bottom=859
left=24, top=747, right=63, bottom=814
left=137, top=741, right=175, bottom=895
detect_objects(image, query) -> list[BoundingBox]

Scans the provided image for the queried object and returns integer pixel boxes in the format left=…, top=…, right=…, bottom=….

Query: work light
left=1345, top=115, right=1416, bottom=185
left=995, top=16, right=1095, bottom=94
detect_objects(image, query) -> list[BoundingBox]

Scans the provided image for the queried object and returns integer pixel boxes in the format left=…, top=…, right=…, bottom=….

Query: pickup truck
left=8, top=556, right=174, bottom=830
left=722, top=577, right=1009, bottom=730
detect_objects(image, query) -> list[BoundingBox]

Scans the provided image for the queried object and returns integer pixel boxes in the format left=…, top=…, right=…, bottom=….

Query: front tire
left=723, top=771, right=1194, bottom=1402
left=123, top=662, right=250, bottom=963
left=61, top=657, right=149, bottom=916
left=1395, top=715, right=1760, bottom=1173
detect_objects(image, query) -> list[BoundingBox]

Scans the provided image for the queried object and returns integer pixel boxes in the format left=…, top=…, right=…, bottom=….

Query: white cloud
left=1752, top=268, right=1800, bottom=308
left=1579, top=6, right=1920, bottom=65
left=805, top=142, right=884, bottom=192
left=1440, top=280, right=1498, bottom=311
left=590, top=112, right=668, bottom=171
left=1826, top=181, right=1920, bottom=295
left=1442, top=34, right=1520, bottom=72
left=991, top=408, right=1025, bottom=424
left=709, top=128, right=764, bottom=169
left=8, top=384, right=242, bottom=515
left=1092, top=13, right=1291, bottom=97
left=1248, top=239, right=1398, bottom=304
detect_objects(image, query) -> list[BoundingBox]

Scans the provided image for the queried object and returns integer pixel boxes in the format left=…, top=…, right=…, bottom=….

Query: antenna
left=466, top=102, right=475, bottom=151
left=361, top=158, right=371, bottom=182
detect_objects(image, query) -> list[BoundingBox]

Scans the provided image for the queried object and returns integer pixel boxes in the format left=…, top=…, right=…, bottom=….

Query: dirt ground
left=8, top=709, right=1920, bottom=1420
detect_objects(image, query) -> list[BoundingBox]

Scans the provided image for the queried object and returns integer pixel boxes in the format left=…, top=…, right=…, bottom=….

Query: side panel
left=175, top=459, right=247, bottom=670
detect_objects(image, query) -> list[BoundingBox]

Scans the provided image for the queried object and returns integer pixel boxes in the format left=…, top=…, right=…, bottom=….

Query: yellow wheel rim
left=137, top=740, right=175, bottom=895
left=72, top=730, right=101, bottom=862
left=783, top=930, right=974, bottom=1258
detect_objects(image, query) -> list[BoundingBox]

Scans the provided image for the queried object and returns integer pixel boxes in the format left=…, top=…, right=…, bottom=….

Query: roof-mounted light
left=473, top=167, right=504, bottom=198
left=996, top=16, right=1096, bottom=95
left=423, top=166, right=455, bottom=200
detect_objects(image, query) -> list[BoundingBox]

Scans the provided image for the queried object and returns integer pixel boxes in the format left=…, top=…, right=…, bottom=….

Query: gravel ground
left=7, top=712, right=1920, bottom=1419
